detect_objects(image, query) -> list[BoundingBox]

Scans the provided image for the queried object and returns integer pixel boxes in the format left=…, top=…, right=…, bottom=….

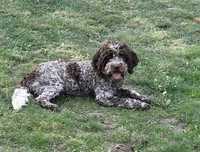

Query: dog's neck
left=96, top=75, right=123, bottom=87
left=111, top=79, right=124, bottom=88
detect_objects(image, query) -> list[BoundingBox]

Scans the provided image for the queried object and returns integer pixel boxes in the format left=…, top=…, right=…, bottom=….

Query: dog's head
left=92, top=40, right=139, bottom=82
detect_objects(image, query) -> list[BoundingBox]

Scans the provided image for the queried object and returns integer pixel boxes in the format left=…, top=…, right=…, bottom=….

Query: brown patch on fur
left=118, top=43, right=139, bottom=74
left=21, top=68, right=39, bottom=88
left=66, top=62, right=81, bottom=81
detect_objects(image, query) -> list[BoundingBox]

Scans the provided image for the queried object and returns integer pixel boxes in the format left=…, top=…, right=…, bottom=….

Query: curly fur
left=12, top=40, right=151, bottom=110
left=92, top=40, right=139, bottom=77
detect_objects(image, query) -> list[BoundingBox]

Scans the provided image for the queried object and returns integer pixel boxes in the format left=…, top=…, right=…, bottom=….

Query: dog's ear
left=92, top=41, right=113, bottom=77
left=92, top=47, right=101, bottom=72
left=118, top=43, right=139, bottom=74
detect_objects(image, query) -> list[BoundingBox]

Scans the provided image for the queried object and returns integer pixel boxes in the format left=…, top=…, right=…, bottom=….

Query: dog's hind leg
left=35, top=85, right=64, bottom=110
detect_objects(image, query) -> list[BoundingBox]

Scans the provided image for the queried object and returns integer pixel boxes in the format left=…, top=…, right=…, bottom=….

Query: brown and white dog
left=12, top=40, right=151, bottom=111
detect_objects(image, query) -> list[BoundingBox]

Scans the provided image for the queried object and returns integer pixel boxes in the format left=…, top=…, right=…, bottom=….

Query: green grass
left=0, top=0, right=200, bottom=151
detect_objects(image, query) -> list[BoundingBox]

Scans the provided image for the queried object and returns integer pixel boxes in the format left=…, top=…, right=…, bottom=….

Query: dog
left=12, top=40, right=151, bottom=111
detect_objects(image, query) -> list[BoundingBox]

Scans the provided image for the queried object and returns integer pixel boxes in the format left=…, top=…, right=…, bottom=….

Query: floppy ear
left=118, top=43, right=139, bottom=74
left=92, top=41, right=113, bottom=77
left=92, top=48, right=101, bottom=72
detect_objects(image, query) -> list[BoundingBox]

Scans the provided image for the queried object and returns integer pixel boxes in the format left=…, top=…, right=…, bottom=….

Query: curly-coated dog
left=12, top=40, right=151, bottom=111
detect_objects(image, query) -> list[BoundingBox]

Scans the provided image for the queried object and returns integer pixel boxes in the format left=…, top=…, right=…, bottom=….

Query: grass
left=0, top=0, right=200, bottom=151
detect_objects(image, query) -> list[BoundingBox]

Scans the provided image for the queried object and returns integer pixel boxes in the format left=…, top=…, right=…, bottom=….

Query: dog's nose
left=112, top=63, right=122, bottom=70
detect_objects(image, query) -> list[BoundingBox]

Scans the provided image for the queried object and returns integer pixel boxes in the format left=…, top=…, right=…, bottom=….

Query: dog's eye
left=107, top=54, right=114, bottom=61
left=119, top=53, right=128, bottom=63
left=106, top=50, right=114, bottom=56
left=119, top=45, right=124, bottom=49
left=108, top=49, right=115, bottom=53
left=118, top=44, right=126, bottom=50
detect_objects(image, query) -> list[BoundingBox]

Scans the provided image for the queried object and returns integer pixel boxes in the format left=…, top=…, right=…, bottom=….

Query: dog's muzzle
left=111, top=64, right=126, bottom=81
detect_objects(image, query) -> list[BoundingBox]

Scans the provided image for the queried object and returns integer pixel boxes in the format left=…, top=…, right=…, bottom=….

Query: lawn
left=0, top=0, right=200, bottom=151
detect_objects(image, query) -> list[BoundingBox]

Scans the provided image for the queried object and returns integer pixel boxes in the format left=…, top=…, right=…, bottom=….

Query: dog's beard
left=111, top=72, right=124, bottom=81
left=104, top=60, right=127, bottom=81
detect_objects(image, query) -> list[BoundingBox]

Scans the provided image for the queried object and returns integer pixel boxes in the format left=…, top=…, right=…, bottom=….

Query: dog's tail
left=12, top=87, right=31, bottom=111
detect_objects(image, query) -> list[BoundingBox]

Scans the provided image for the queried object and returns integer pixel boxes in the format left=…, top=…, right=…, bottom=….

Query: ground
left=0, top=0, right=200, bottom=151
